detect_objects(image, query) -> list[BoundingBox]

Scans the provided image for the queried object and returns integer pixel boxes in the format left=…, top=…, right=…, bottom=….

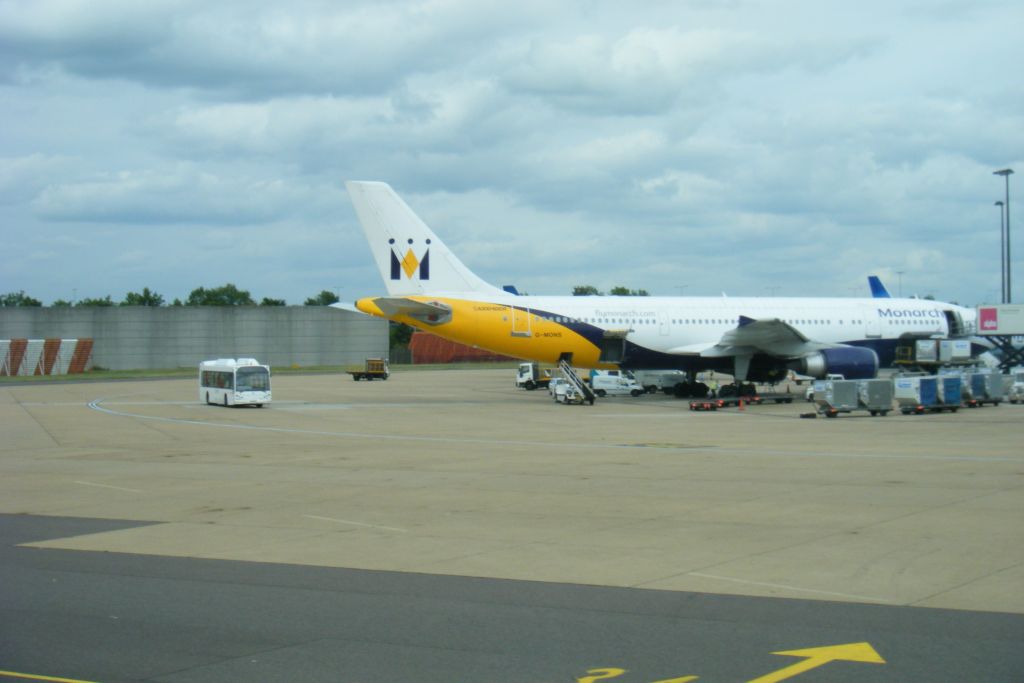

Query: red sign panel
left=979, top=307, right=999, bottom=332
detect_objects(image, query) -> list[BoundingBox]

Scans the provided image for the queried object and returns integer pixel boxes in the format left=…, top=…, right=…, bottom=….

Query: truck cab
left=515, top=362, right=552, bottom=390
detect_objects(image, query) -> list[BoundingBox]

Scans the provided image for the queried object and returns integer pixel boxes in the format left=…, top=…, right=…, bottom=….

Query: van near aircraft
left=344, top=181, right=978, bottom=382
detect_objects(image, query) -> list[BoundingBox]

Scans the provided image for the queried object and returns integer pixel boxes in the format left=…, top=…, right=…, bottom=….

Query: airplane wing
left=699, top=316, right=833, bottom=359
left=665, top=316, right=874, bottom=381
left=669, top=317, right=831, bottom=358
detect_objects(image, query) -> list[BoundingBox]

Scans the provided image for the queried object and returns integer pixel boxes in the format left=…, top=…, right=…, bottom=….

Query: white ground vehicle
left=548, top=376, right=568, bottom=397
left=515, top=362, right=553, bottom=390
left=553, top=381, right=587, bottom=404
left=1009, top=367, right=1024, bottom=404
left=590, top=370, right=644, bottom=397
left=631, top=369, right=687, bottom=394
left=805, top=374, right=845, bottom=401
left=199, top=358, right=271, bottom=407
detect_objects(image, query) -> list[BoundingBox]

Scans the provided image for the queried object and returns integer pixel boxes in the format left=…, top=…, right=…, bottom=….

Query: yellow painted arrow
left=746, top=642, right=885, bottom=683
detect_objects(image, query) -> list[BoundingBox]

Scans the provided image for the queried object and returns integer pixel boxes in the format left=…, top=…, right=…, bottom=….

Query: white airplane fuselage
left=355, top=291, right=974, bottom=381
left=345, top=181, right=978, bottom=382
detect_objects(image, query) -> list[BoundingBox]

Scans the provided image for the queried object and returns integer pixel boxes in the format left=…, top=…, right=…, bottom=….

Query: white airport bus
left=199, top=358, right=271, bottom=407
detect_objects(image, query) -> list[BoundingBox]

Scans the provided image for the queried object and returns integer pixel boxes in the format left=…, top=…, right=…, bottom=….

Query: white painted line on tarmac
left=74, top=480, right=144, bottom=493
left=303, top=514, right=407, bottom=533
left=687, top=572, right=892, bottom=603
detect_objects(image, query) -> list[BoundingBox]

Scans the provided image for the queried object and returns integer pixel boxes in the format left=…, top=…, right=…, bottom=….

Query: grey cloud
left=32, top=168, right=345, bottom=225
left=0, top=0, right=535, bottom=100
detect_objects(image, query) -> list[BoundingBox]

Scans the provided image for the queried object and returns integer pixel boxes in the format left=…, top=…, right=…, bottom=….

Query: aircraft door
left=659, top=310, right=670, bottom=336
left=598, top=330, right=628, bottom=363
left=510, top=305, right=532, bottom=337
left=943, top=309, right=965, bottom=336
left=862, top=305, right=881, bottom=338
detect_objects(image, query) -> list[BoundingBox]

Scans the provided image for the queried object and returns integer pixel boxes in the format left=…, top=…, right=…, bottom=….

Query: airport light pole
left=996, top=200, right=1006, bottom=303
left=994, top=168, right=1014, bottom=303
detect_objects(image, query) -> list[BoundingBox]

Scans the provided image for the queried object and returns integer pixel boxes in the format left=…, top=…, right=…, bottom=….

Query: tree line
left=0, top=285, right=342, bottom=307
left=572, top=285, right=649, bottom=296
left=3, top=283, right=650, bottom=308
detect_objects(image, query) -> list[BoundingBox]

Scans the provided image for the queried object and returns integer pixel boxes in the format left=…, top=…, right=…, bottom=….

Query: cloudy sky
left=2, top=0, right=1022, bottom=306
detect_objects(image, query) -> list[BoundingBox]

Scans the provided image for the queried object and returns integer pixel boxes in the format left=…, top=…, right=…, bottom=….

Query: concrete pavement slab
left=3, top=368, right=1022, bottom=615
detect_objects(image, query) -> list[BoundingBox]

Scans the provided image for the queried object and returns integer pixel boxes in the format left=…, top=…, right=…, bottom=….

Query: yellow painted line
left=746, top=642, right=885, bottom=683
left=0, top=671, right=102, bottom=683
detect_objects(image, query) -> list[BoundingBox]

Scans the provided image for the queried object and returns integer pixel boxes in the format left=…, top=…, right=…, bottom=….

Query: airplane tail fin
left=346, top=181, right=504, bottom=296
left=867, top=275, right=891, bottom=298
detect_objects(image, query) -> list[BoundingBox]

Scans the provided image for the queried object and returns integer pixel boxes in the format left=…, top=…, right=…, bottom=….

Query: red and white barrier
left=0, top=339, right=93, bottom=376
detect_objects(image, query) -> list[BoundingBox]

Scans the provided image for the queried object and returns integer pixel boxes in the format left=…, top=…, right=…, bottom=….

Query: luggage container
left=894, top=376, right=938, bottom=415
left=915, top=340, right=939, bottom=363
left=856, top=379, right=893, bottom=416
left=935, top=375, right=962, bottom=411
left=814, top=379, right=859, bottom=417
left=962, top=371, right=1004, bottom=407
left=939, top=339, right=972, bottom=363
left=957, top=371, right=976, bottom=402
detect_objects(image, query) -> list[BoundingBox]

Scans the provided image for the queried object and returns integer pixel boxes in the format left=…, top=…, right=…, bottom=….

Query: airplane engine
left=795, top=346, right=879, bottom=379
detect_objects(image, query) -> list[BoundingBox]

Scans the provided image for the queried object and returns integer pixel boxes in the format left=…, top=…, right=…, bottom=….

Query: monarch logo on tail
left=389, top=238, right=430, bottom=281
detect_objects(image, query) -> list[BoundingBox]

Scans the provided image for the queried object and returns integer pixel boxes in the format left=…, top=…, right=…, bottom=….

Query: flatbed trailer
left=756, top=392, right=795, bottom=404
left=347, top=358, right=390, bottom=381
left=689, top=395, right=762, bottom=411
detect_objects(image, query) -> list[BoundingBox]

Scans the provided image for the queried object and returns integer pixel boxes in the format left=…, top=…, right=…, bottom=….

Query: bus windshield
left=236, top=366, right=270, bottom=392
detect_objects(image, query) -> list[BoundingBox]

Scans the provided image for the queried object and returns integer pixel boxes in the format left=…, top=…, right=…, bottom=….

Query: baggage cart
left=857, top=379, right=893, bottom=416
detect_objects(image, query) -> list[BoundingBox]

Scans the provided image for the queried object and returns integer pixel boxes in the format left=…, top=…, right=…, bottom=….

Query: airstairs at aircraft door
left=559, top=359, right=596, bottom=404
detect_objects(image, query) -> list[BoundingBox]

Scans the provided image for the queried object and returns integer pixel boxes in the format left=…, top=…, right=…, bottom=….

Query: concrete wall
left=0, top=306, right=388, bottom=371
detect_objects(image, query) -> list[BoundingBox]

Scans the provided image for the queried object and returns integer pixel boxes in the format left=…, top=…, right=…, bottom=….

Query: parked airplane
left=345, top=181, right=976, bottom=382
